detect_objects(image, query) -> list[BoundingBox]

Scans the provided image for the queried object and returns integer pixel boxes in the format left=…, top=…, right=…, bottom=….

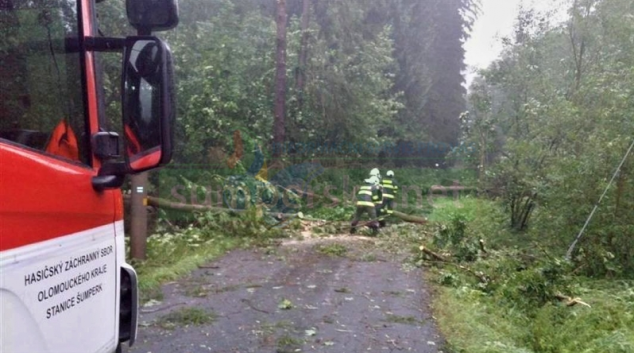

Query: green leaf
left=278, top=298, right=293, bottom=310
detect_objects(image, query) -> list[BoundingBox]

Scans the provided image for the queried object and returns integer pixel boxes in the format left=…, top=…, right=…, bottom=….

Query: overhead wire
left=566, top=137, right=634, bottom=259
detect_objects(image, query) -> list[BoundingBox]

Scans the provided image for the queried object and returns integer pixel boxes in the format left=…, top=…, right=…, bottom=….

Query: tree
left=295, top=0, right=311, bottom=111
left=386, top=0, right=478, bottom=166
left=273, top=0, right=288, bottom=159
left=464, top=0, right=634, bottom=275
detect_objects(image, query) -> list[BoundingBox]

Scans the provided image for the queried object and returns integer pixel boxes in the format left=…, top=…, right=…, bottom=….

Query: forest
left=96, top=0, right=475, bottom=168
left=94, top=0, right=634, bottom=352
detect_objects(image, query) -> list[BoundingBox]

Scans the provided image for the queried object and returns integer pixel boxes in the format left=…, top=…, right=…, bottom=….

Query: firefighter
left=350, top=175, right=381, bottom=235
left=378, top=170, right=399, bottom=227
left=369, top=168, right=381, bottom=181
left=369, top=167, right=383, bottom=215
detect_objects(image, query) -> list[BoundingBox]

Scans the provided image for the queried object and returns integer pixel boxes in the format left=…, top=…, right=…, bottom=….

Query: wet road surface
left=124, top=237, right=445, bottom=353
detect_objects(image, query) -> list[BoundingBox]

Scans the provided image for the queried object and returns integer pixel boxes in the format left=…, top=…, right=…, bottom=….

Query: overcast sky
left=463, top=0, right=571, bottom=88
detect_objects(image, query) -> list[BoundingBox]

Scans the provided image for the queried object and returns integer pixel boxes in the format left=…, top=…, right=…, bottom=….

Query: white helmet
left=365, top=176, right=380, bottom=185
left=386, top=170, right=394, bottom=177
left=369, top=168, right=381, bottom=178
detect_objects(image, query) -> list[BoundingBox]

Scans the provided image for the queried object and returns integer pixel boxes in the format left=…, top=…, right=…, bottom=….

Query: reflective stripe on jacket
left=381, top=178, right=398, bottom=199
left=356, top=184, right=379, bottom=207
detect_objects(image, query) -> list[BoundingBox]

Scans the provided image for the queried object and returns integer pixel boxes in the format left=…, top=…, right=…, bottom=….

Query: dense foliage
left=458, top=0, right=634, bottom=276
left=421, top=198, right=634, bottom=353
left=95, top=0, right=476, bottom=170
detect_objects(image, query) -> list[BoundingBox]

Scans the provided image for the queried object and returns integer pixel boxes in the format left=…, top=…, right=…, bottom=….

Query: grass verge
left=431, top=278, right=634, bottom=353
left=421, top=197, right=634, bottom=353
left=130, top=232, right=242, bottom=302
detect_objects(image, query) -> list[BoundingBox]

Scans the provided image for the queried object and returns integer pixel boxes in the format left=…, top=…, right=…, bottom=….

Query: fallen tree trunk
left=124, top=195, right=308, bottom=221
left=419, top=245, right=446, bottom=261
left=125, top=195, right=428, bottom=226
left=392, top=211, right=428, bottom=224
left=124, top=194, right=228, bottom=213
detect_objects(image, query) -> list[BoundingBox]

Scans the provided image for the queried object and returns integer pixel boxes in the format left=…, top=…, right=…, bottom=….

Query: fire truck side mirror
left=126, top=0, right=179, bottom=33
left=121, top=36, right=175, bottom=173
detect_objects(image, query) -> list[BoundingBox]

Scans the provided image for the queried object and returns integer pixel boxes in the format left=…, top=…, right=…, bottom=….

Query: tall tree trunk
left=273, top=0, right=287, bottom=159
left=296, top=0, right=311, bottom=111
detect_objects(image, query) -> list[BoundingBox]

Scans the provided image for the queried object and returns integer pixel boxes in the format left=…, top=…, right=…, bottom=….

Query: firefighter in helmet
left=378, top=170, right=399, bottom=227
left=350, top=175, right=381, bottom=235
left=369, top=168, right=381, bottom=180
left=369, top=167, right=383, bottom=215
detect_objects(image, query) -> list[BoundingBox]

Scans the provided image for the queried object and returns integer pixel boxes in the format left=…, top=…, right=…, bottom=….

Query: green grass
left=156, top=307, right=216, bottom=330
left=384, top=314, right=421, bottom=325
left=182, top=280, right=214, bottom=298
left=276, top=334, right=304, bottom=353
left=315, top=243, right=348, bottom=257
left=432, top=279, right=634, bottom=353
left=359, top=253, right=378, bottom=262
left=431, top=285, right=531, bottom=353
left=425, top=196, right=500, bottom=223
left=422, top=197, right=634, bottom=353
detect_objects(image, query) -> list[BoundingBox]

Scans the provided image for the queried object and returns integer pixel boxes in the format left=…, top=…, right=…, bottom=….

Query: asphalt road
left=123, top=237, right=445, bottom=353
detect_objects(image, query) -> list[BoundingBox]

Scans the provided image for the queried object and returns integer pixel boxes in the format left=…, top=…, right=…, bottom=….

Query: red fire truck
left=0, top=0, right=178, bottom=352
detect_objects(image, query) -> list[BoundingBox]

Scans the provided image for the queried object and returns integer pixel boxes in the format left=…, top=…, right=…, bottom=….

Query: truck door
left=0, top=1, right=119, bottom=352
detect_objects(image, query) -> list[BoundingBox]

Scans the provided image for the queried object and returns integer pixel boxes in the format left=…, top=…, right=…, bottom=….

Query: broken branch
left=555, top=293, right=591, bottom=308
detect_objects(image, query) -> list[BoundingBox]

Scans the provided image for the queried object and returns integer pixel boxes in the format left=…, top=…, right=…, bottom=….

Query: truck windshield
left=0, top=0, right=87, bottom=164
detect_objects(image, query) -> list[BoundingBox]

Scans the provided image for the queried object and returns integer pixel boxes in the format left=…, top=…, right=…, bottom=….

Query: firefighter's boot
left=350, top=221, right=358, bottom=235
left=368, top=221, right=380, bottom=236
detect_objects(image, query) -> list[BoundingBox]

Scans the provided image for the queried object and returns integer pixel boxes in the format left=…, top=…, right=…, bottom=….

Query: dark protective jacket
left=381, top=177, right=399, bottom=199
left=356, top=183, right=380, bottom=207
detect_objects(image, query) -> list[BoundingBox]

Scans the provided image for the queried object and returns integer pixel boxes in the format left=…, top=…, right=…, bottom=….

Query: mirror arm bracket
left=98, top=161, right=128, bottom=177
left=92, top=162, right=128, bottom=192
left=92, top=175, right=125, bottom=192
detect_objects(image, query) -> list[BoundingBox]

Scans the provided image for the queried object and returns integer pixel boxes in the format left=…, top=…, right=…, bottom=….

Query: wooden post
left=130, top=172, right=148, bottom=260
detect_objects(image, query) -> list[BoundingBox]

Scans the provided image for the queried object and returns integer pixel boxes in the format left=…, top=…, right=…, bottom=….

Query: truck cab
left=0, top=0, right=178, bottom=352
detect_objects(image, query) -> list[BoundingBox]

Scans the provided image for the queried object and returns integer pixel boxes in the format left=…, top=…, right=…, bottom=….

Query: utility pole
left=130, top=172, right=148, bottom=260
